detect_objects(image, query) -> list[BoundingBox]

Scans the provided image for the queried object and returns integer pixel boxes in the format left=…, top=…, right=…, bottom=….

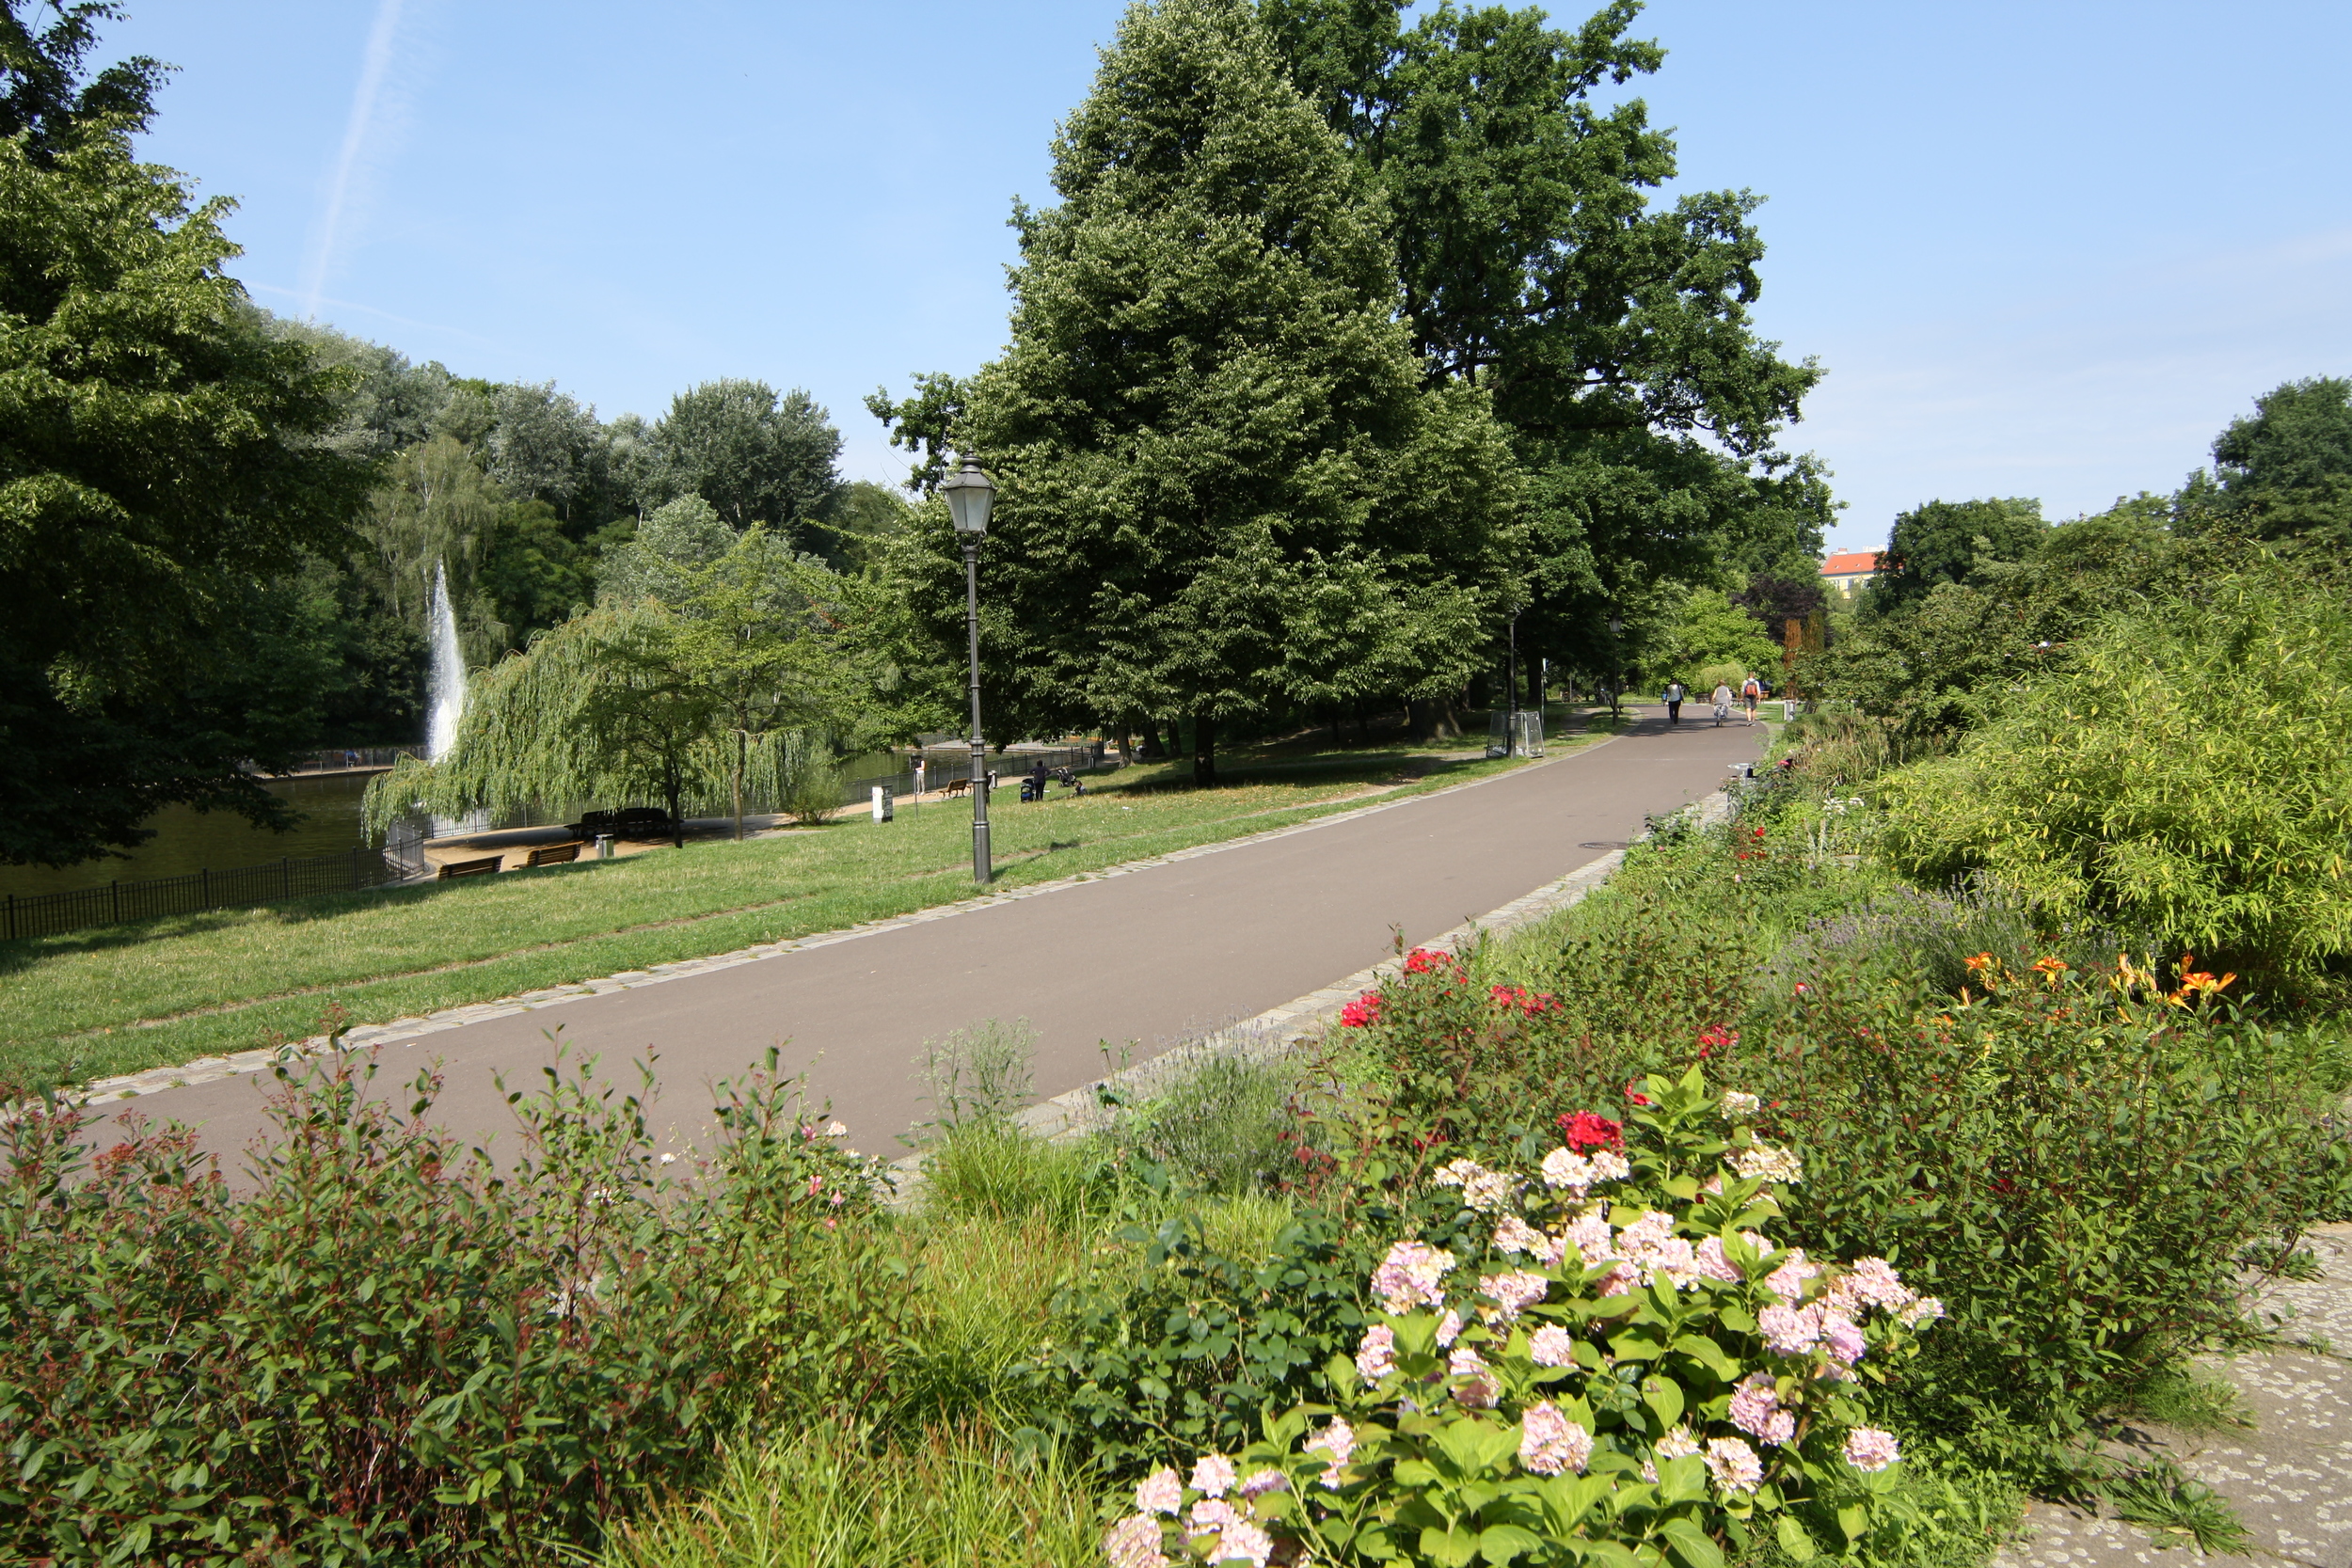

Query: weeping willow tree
left=364, top=526, right=889, bottom=847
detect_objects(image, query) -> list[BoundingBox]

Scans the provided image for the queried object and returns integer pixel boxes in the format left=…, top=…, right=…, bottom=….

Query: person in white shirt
left=1663, top=681, right=1685, bottom=724
left=1711, top=682, right=1733, bottom=725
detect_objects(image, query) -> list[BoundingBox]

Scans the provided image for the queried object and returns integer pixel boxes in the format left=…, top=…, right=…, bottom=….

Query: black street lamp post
left=940, top=456, right=997, bottom=884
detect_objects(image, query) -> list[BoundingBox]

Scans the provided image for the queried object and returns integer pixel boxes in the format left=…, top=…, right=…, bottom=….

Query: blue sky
left=108, top=1, right=2352, bottom=554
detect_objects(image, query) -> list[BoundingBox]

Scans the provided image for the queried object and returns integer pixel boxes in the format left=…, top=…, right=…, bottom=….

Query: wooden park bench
left=941, top=777, right=971, bottom=798
left=437, top=856, right=501, bottom=879
left=525, top=842, right=581, bottom=868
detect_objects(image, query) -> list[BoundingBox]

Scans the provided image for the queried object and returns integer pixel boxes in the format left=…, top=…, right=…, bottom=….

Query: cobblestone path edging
left=58, top=741, right=1629, bottom=1111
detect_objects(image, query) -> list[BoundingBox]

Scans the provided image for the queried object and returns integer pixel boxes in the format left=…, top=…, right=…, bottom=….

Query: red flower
left=1696, top=1023, right=1740, bottom=1059
left=1339, top=992, right=1383, bottom=1028
left=1752, top=826, right=1767, bottom=839
left=1402, top=947, right=1455, bottom=975
left=1557, top=1111, right=1625, bottom=1152
left=1489, top=983, right=1560, bottom=1016
left=1624, top=1084, right=1653, bottom=1106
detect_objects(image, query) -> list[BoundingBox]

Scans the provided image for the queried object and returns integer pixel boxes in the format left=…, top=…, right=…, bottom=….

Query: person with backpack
left=1663, top=680, right=1685, bottom=724
left=1740, top=673, right=1764, bottom=725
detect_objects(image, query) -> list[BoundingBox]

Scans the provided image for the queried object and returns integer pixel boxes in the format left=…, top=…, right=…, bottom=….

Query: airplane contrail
left=301, top=0, right=406, bottom=321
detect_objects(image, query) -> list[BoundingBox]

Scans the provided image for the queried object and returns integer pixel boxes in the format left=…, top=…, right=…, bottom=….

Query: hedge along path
left=51, top=744, right=1620, bottom=1113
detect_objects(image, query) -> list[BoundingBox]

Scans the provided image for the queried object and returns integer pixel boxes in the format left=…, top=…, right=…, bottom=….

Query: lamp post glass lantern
left=942, top=457, right=996, bottom=883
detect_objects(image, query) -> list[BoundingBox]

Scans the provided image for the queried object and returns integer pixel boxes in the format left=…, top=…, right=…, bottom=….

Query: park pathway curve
left=87, top=713, right=1764, bottom=1166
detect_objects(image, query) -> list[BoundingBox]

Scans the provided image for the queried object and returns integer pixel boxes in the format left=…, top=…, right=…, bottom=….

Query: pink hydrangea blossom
left=1104, top=1513, right=1168, bottom=1568
left=1693, top=1235, right=1744, bottom=1283
left=1833, top=1257, right=1915, bottom=1312
left=1733, top=1142, right=1804, bottom=1184
left=1435, top=1308, right=1463, bottom=1347
left=1518, top=1401, right=1594, bottom=1476
left=1492, top=1214, right=1548, bottom=1257
left=1135, top=1466, right=1183, bottom=1516
left=1589, top=1149, right=1631, bottom=1181
left=1217, top=1519, right=1276, bottom=1568
left=1238, top=1468, right=1287, bottom=1499
left=1371, top=1240, right=1455, bottom=1312
left=1479, top=1270, right=1550, bottom=1320
left=1529, top=1323, right=1578, bottom=1367
left=1822, top=1312, right=1867, bottom=1366
left=1355, top=1324, right=1397, bottom=1384
left=1903, top=1296, right=1947, bottom=1327
left=1562, top=1210, right=1615, bottom=1267
left=1704, top=1435, right=1764, bottom=1495
left=1190, top=1454, right=1237, bottom=1498
left=1843, top=1426, right=1901, bottom=1472
left=1728, top=1373, right=1795, bottom=1446
left=1540, top=1147, right=1597, bottom=1192
left=1186, top=1497, right=1238, bottom=1535
left=1656, top=1425, right=1701, bottom=1460
left=1304, top=1418, right=1356, bottom=1487
left=1449, top=1346, right=1499, bottom=1408
left=1762, top=1248, right=1819, bottom=1303
left=1595, top=1260, right=1640, bottom=1297
left=1759, top=1302, right=1823, bottom=1355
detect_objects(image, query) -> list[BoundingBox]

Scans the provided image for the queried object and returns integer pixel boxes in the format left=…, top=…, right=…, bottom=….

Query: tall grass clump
left=599, top=1419, right=1107, bottom=1568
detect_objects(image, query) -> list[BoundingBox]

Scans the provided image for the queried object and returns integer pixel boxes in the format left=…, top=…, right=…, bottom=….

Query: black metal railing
left=2, top=846, right=405, bottom=942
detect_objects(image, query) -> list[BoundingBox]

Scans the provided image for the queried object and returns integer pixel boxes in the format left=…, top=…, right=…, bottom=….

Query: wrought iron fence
left=838, top=743, right=1105, bottom=806
left=2, top=846, right=404, bottom=942
left=271, top=745, right=422, bottom=775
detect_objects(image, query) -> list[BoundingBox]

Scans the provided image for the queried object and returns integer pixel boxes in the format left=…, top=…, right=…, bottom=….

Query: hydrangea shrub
left=1106, top=1069, right=1941, bottom=1568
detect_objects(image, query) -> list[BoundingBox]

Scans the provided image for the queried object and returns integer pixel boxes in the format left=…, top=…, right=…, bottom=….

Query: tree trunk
left=1407, top=696, right=1463, bottom=742
left=732, top=730, right=746, bottom=841
left=666, top=767, right=686, bottom=848
left=1192, top=713, right=1217, bottom=786
left=1138, top=723, right=1167, bottom=761
left=1115, top=728, right=1135, bottom=765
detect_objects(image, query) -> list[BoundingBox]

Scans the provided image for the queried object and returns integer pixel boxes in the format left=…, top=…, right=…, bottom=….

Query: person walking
left=1740, top=673, right=1764, bottom=725
left=1663, top=680, right=1685, bottom=724
left=1711, top=680, right=1733, bottom=726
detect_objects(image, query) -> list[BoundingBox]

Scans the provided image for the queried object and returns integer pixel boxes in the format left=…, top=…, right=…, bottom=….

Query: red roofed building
left=1820, top=549, right=1881, bottom=598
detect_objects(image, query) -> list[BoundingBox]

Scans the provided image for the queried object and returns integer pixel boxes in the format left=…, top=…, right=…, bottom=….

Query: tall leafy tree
left=1260, top=0, right=1832, bottom=690
left=0, top=19, right=376, bottom=865
left=891, top=0, right=1516, bottom=782
left=652, top=379, right=842, bottom=538
left=1862, top=497, right=2046, bottom=616
left=2197, top=375, right=2352, bottom=558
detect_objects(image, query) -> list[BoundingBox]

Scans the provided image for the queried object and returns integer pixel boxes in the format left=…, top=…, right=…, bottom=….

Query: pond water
left=0, top=772, right=378, bottom=900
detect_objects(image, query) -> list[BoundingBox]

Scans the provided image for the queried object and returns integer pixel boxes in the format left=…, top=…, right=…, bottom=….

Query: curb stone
left=52, top=738, right=1623, bottom=1112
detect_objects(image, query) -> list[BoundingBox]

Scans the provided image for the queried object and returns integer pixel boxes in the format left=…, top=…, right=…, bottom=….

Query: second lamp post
left=940, top=456, right=996, bottom=884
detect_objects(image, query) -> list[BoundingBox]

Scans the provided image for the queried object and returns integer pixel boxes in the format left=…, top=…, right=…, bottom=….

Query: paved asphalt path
left=94, top=713, right=1763, bottom=1167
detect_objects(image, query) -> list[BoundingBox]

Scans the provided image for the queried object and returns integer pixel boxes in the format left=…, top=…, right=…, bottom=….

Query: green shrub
left=1115, top=1051, right=1304, bottom=1196
left=1876, top=574, right=2352, bottom=990
left=0, top=1045, right=909, bottom=1565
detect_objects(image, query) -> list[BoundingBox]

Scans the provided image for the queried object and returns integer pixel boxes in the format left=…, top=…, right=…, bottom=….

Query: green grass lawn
left=0, top=737, right=1581, bottom=1088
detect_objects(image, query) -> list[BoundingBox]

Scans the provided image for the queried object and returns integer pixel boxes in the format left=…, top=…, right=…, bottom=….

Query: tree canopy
left=1861, top=497, right=2045, bottom=616
left=1258, top=0, right=1832, bottom=694
left=0, top=48, right=377, bottom=864
left=892, top=0, right=1514, bottom=780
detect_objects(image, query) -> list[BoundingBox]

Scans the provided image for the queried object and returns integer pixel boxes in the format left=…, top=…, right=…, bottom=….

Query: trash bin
left=595, top=834, right=614, bottom=861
